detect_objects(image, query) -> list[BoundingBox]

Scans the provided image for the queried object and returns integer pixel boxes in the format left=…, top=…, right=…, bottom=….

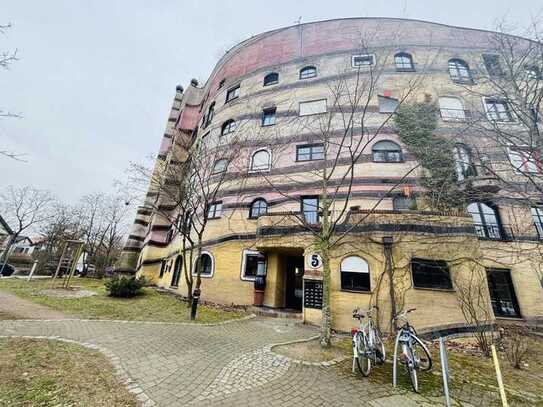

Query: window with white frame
left=240, top=249, right=267, bottom=280
left=261, top=107, right=276, bottom=126
left=508, top=147, right=541, bottom=174
left=194, top=252, right=214, bottom=277
left=299, top=99, right=327, bottom=116
left=467, top=202, right=501, bottom=239
left=352, top=54, right=375, bottom=68
left=448, top=58, right=473, bottom=83
left=453, top=145, right=477, bottom=180
left=221, top=119, right=237, bottom=136
left=207, top=201, right=223, bottom=219
left=212, top=158, right=227, bottom=174
left=299, top=66, right=317, bottom=79
left=225, top=85, right=240, bottom=102
left=296, top=144, right=324, bottom=161
left=372, top=140, right=402, bottom=162
left=394, top=52, right=414, bottom=71
left=439, top=96, right=466, bottom=120
left=378, top=95, right=399, bottom=113
left=249, top=199, right=268, bottom=218
left=484, top=98, right=513, bottom=122
left=340, top=256, right=370, bottom=291
left=531, top=207, right=543, bottom=239
left=250, top=149, right=271, bottom=172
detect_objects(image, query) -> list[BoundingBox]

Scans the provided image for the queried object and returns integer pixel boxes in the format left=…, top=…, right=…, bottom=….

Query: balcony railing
left=473, top=223, right=502, bottom=240
left=439, top=108, right=473, bottom=121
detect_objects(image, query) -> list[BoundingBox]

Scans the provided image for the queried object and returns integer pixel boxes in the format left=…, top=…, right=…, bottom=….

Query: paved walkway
left=0, top=293, right=482, bottom=406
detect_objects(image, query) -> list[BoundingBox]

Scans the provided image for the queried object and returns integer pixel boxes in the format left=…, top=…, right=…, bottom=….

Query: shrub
left=499, top=323, right=530, bottom=369
left=104, top=276, right=147, bottom=298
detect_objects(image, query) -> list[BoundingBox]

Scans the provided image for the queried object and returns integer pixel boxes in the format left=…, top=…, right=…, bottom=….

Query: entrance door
left=486, top=268, right=521, bottom=318
left=285, top=256, right=304, bottom=310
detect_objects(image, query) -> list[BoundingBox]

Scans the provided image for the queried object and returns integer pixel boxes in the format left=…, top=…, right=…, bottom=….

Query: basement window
left=411, top=258, right=453, bottom=290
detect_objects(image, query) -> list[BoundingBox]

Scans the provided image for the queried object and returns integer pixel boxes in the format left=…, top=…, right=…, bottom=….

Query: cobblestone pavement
left=0, top=315, right=480, bottom=407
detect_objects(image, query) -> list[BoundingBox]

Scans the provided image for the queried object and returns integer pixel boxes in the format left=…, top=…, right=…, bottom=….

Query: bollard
left=27, top=260, right=38, bottom=282
left=491, top=344, right=508, bottom=407
left=190, top=288, right=201, bottom=320
left=439, top=337, right=451, bottom=407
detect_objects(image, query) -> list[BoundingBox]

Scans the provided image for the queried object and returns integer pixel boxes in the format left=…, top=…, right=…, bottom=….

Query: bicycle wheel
left=412, top=335, right=432, bottom=372
left=373, top=329, right=386, bottom=364
left=354, top=332, right=371, bottom=376
left=404, top=345, right=419, bottom=393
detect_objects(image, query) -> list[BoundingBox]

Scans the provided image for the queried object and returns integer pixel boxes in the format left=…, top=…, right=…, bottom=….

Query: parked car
left=0, top=263, right=16, bottom=277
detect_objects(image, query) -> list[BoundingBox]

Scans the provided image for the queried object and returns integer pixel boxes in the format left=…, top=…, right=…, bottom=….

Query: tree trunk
left=320, top=245, right=332, bottom=348
left=383, top=240, right=397, bottom=334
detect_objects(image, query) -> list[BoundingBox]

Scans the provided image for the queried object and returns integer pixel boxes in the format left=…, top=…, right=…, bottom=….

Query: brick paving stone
left=0, top=295, right=483, bottom=406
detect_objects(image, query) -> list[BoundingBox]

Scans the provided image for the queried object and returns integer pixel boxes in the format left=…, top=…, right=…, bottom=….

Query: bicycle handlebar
left=392, top=308, right=417, bottom=321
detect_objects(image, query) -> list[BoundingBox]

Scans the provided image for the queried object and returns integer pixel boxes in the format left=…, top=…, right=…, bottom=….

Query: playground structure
left=50, top=240, right=85, bottom=289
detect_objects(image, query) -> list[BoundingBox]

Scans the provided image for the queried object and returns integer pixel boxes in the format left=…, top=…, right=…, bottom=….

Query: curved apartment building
left=120, top=18, right=543, bottom=333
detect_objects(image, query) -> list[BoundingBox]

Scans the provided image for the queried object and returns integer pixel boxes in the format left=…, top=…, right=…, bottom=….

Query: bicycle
left=351, top=306, right=386, bottom=376
left=392, top=308, right=432, bottom=392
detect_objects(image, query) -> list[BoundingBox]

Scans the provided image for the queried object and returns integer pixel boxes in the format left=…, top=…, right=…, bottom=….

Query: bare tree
left=0, top=22, right=23, bottom=161
left=0, top=186, right=55, bottom=274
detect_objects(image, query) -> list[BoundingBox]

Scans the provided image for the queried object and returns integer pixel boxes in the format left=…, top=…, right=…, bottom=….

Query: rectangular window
left=301, top=196, right=319, bottom=224
left=296, top=144, right=324, bottom=161
left=411, top=258, right=453, bottom=290
left=485, top=98, right=513, bottom=122
left=241, top=250, right=267, bottom=280
left=352, top=54, right=375, bottom=67
left=225, top=85, right=240, bottom=102
left=482, top=54, right=504, bottom=77
left=378, top=95, right=399, bottom=113
left=299, top=99, right=327, bottom=116
left=486, top=268, right=521, bottom=318
left=207, top=201, right=223, bottom=219
left=508, top=147, right=541, bottom=174
left=261, top=107, right=276, bottom=126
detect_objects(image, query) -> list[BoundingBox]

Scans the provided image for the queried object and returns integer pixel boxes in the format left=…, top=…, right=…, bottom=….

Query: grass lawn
left=280, top=334, right=543, bottom=405
left=0, top=337, right=137, bottom=406
left=0, top=277, right=247, bottom=323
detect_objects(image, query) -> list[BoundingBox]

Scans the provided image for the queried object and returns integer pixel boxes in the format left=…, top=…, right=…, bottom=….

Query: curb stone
left=3, top=313, right=256, bottom=326
left=268, top=335, right=350, bottom=366
left=0, top=334, right=155, bottom=406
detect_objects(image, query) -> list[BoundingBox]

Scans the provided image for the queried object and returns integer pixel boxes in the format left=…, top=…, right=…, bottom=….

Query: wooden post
left=27, top=260, right=38, bottom=282
left=491, top=344, right=508, bottom=407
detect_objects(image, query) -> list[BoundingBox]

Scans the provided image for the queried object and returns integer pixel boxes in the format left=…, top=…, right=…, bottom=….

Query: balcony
left=255, top=209, right=477, bottom=244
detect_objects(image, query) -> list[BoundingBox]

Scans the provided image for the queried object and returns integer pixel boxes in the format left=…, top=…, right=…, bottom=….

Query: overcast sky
left=1, top=0, right=541, bottom=203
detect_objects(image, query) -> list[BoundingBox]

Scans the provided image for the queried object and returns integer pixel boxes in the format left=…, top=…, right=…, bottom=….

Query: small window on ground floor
left=340, top=256, right=370, bottom=291
left=411, top=258, right=453, bottom=290
left=194, top=252, right=214, bottom=277
left=241, top=250, right=267, bottom=280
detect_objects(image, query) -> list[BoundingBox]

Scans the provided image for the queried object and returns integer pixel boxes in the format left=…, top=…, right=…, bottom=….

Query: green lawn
left=0, top=337, right=137, bottom=406
left=0, top=277, right=247, bottom=323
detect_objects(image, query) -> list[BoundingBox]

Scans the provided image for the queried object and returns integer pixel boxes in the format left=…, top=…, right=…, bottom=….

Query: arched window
left=212, top=158, right=227, bottom=174
left=395, top=52, right=414, bottom=71
left=372, top=140, right=402, bottom=162
left=250, top=149, right=271, bottom=172
left=195, top=252, right=214, bottom=277
left=439, top=96, right=466, bottom=120
left=468, top=202, right=501, bottom=239
left=249, top=199, right=268, bottom=218
left=204, top=102, right=215, bottom=127
left=299, top=65, right=317, bottom=79
left=453, top=145, right=476, bottom=180
left=448, top=59, right=473, bottom=83
left=221, top=119, right=237, bottom=136
left=171, top=255, right=182, bottom=287
left=340, top=256, right=370, bottom=291
left=263, top=72, right=279, bottom=86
